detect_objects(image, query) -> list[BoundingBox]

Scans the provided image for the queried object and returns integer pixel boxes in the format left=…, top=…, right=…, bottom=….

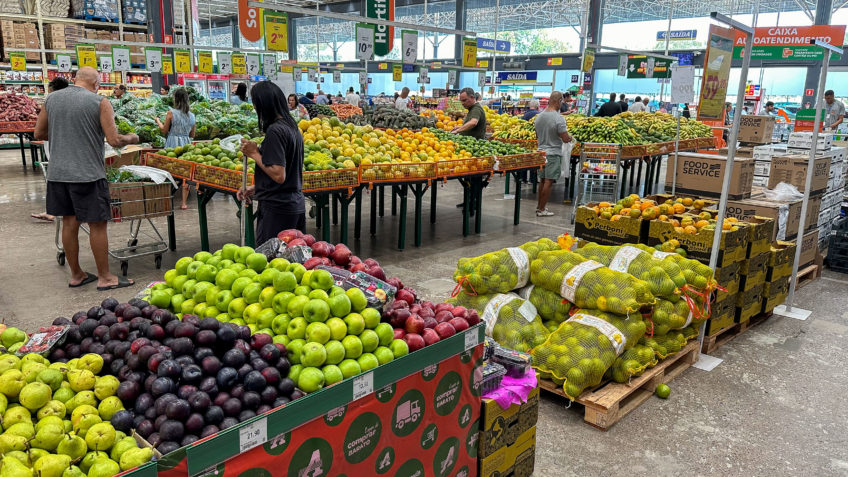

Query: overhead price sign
left=238, top=0, right=263, bottom=43
left=401, top=30, right=417, bottom=64
left=656, top=29, right=697, bottom=41
left=218, top=52, right=232, bottom=75
left=246, top=54, right=260, bottom=76
left=332, top=70, right=341, bottom=83
left=99, top=55, right=113, bottom=73
left=617, top=55, right=627, bottom=76
left=112, top=46, right=130, bottom=71
left=9, top=52, right=26, bottom=71
left=477, top=71, right=485, bottom=88
left=359, top=71, right=367, bottom=85
left=476, top=37, right=510, bottom=54
left=581, top=49, right=594, bottom=72
left=76, top=44, right=97, bottom=69
left=264, top=11, right=288, bottom=52
left=263, top=55, right=277, bottom=78
left=448, top=69, right=457, bottom=86
left=462, top=37, right=477, bottom=68
left=162, top=56, right=173, bottom=75
left=392, top=63, right=402, bottom=81
left=233, top=53, right=247, bottom=75
left=366, top=0, right=394, bottom=56
left=56, top=54, right=72, bottom=72
left=625, top=56, right=672, bottom=79
left=174, top=49, right=191, bottom=73
left=355, top=24, right=375, bottom=61
left=670, top=65, right=695, bottom=104
left=418, top=66, right=428, bottom=84
left=547, top=57, right=562, bottom=66
left=197, top=51, right=213, bottom=74
left=144, top=47, right=162, bottom=72
left=697, top=25, right=734, bottom=121
left=733, top=25, right=845, bottom=60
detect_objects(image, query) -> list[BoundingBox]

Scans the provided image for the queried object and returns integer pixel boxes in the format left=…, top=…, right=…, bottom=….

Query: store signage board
left=418, top=66, right=429, bottom=84
left=476, top=59, right=488, bottom=68
left=162, top=56, right=173, bottom=75
left=359, top=70, right=368, bottom=86
left=293, top=68, right=302, bottom=81
left=462, top=37, right=477, bottom=68
left=733, top=25, right=845, bottom=60
left=671, top=51, right=694, bottom=66
left=263, top=55, right=277, bottom=79
left=670, top=65, right=695, bottom=104
left=697, top=24, right=734, bottom=121
left=581, top=49, right=594, bottom=72
left=100, top=55, right=113, bottom=73
left=198, top=51, right=214, bottom=74
left=233, top=54, right=247, bottom=75
left=218, top=52, right=232, bottom=75
left=174, top=49, right=191, bottom=73
left=307, top=68, right=317, bottom=81
left=9, top=52, right=26, bottom=71
left=477, top=37, right=510, bottom=54
left=617, top=54, right=627, bottom=76
left=56, top=54, right=72, bottom=73
left=646, top=57, right=655, bottom=78
left=402, top=30, right=417, bottom=64
left=76, top=44, right=98, bottom=69
left=333, top=70, right=341, bottom=83
left=112, top=46, right=131, bottom=71
left=355, top=24, right=375, bottom=61
left=626, top=56, right=671, bottom=78
left=238, top=0, right=264, bottom=43
left=448, top=69, right=457, bottom=86
left=144, top=48, right=162, bottom=72
left=264, top=11, right=288, bottom=52
left=744, top=83, right=761, bottom=100
left=366, top=0, right=394, bottom=56
left=246, top=54, right=261, bottom=76
left=547, top=57, right=562, bottom=66
left=494, top=71, right=538, bottom=84
left=392, top=63, right=402, bottom=81
left=657, top=29, right=697, bottom=41
left=571, top=74, right=579, bottom=82
left=478, top=71, right=486, bottom=87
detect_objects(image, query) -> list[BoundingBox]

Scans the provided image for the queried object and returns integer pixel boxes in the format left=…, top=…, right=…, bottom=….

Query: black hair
left=634, top=95, right=641, bottom=102
left=173, top=87, right=190, bottom=115
left=609, top=92, right=616, bottom=100
left=288, top=93, right=298, bottom=106
left=117, top=84, right=127, bottom=91
left=162, top=84, right=171, bottom=92
left=48, top=77, right=69, bottom=92
left=825, top=90, right=835, bottom=97
left=234, top=83, right=248, bottom=101
left=619, top=94, right=625, bottom=100
left=766, top=101, right=774, bottom=107
left=251, top=81, right=296, bottom=133
left=306, top=92, right=314, bottom=99
left=348, top=87, right=354, bottom=93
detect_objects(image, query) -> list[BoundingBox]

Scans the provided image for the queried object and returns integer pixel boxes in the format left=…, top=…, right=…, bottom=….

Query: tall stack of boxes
left=122, top=0, right=147, bottom=24
left=0, top=21, right=14, bottom=59
left=43, top=24, right=84, bottom=61
left=2, top=22, right=42, bottom=60
left=763, top=241, right=796, bottom=314
left=478, top=387, right=538, bottom=477
left=734, top=217, right=774, bottom=324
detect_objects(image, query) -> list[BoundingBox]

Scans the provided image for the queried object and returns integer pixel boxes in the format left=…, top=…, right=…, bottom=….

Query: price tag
left=464, top=329, right=479, bottom=351
left=392, top=64, right=402, bottom=82
left=145, top=48, right=162, bottom=72
left=448, top=69, right=457, bottom=86
left=355, top=24, right=374, bottom=61
left=264, top=11, right=288, bottom=52
left=646, top=57, right=655, bottom=79
left=56, top=54, right=72, bottom=73
left=263, top=55, right=277, bottom=78
left=462, top=37, right=477, bottom=68
left=112, top=47, right=131, bottom=71
left=162, top=56, right=173, bottom=75
left=246, top=54, right=260, bottom=76
left=197, top=51, right=213, bottom=74
left=238, top=417, right=267, bottom=453
left=218, top=52, right=232, bottom=75
left=418, top=67, right=429, bottom=84
left=352, top=372, right=373, bottom=401
left=100, top=55, right=113, bottom=73
left=293, top=68, right=302, bottom=81
left=9, top=52, right=26, bottom=71
left=332, top=70, right=341, bottom=83
left=478, top=71, right=485, bottom=88
left=232, top=54, right=246, bottom=75
left=359, top=70, right=367, bottom=85
left=671, top=65, right=695, bottom=104
left=402, top=30, right=417, bottom=64
left=76, top=44, right=98, bottom=69
left=174, top=49, right=191, bottom=73
left=617, top=54, right=627, bottom=76
left=307, top=68, right=317, bottom=82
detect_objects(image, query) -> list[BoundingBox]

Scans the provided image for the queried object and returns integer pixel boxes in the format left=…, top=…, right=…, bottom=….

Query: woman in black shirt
left=237, top=81, right=306, bottom=243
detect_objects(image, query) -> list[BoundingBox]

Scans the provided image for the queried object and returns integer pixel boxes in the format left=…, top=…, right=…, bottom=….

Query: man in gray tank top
left=35, top=66, right=139, bottom=290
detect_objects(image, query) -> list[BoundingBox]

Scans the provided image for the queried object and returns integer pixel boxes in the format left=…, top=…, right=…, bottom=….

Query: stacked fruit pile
left=419, top=109, right=461, bottom=130
left=431, top=129, right=529, bottom=157
left=327, top=104, right=362, bottom=120
left=344, top=105, right=435, bottom=130
left=491, top=121, right=536, bottom=140
left=583, top=194, right=739, bottom=235
left=484, top=108, right=529, bottom=133
left=566, top=115, right=645, bottom=145
left=618, top=111, right=712, bottom=141
left=155, top=137, right=259, bottom=174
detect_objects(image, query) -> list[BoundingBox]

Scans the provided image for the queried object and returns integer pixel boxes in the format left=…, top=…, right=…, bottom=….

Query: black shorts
left=256, top=205, right=306, bottom=245
left=46, top=179, right=112, bottom=223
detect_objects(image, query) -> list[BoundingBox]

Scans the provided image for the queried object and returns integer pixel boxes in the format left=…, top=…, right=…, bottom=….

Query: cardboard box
left=737, top=115, right=775, bottom=144
left=479, top=425, right=536, bottom=477
left=108, top=182, right=145, bottom=221
left=739, top=216, right=775, bottom=258
left=753, top=160, right=770, bottom=177
left=714, top=261, right=741, bottom=295
left=768, top=155, right=830, bottom=195
left=646, top=216, right=748, bottom=267
left=725, top=194, right=820, bottom=241
left=143, top=183, right=173, bottom=218
left=719, top=146, right=755, bottom=158
left=706, top=292, right=737, bottom=335
left=574, top=205, right=646, bottom=246
left=665, top=152, right=754, bottom=200
left=479, top=386, right=539, bottom=458
left=799, top=230, right=818, bottom=267
left=739, top=251, right=768, bottom=291
left=766, top=241, right=797, bottom=280
left=788, top=131, right=833, bottom=151
left=762, top=277, right=790, bottom=314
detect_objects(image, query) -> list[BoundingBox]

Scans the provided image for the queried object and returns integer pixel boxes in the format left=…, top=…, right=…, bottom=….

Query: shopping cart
left=39, top=161, right=173, bottom=276
left=570, top=143, right=622, bottom=224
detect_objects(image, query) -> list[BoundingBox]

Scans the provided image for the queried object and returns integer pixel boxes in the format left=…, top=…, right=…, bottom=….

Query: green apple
left=300, top=270, right=313, bottom=287
left=303, top=299, right=330, bottom=323
left=288, top=263, right=306, bottom=282
left=272, top=334, right=290, bottom=346
left=329, top=286, right=346, bottom=297
left=255, top=308, right=277, bottom=330
left=272, top=314, right=292, bottom=335
left=305, top=322, right=331, bottom=345
left=287, top=295, right=310, bottom=318
left=235, top=246, right=255, bottom=264
left=286, top=339, right=306, bottom=364
left=181, top=279, right=198, bottom=299
left=324, top=340, right=345, bottom=365
left=272, top=271, right=298, bottom=292
left=230, top=318, right=246, bottom=326
left=325, top=317, right=348, bottom=341
left=286, top=317, right=308, bottom=340
left=186, top=261, right=204, bottom=279
left=193, top=303, right=209, bottom=317
left=357, top=353, right=379, bottom=372
left=194, top=251, right=213, bottom=263
left=390, top=339, right=409, bottom=358
left=195, top=264, right=217, bottom=283
left=204, top=306, right=219, bottom=318
left=359, top=330, right=379, bottom=353
left=215, top=269, right=239, bottom=290
left=221, top=243, right=239, bottom=261
left=229, top=263, right=246, bottom=273
left=310, top=269, right=334, bottom=291
left=215, top=290, right=234, bottom=312
left=297, top=367, right=325, bottom=393
left=258, top=268, right=279, bottom=288
left=192, top=282, right=214, bottom=303
left=218, top=259, right=234, bottom=270
left=180, top=299, right=197, bottom=315
left=273, top=292, right=295, bottom=314
left=374, top=346, right=394, bottom=365
left=327, top=294, right=351, bottom=318
left=149, top=290, right=171, bottom=308
left=321, top=365, right=344, bottom=386
left=293, top=285, right=311, bottom=297
left=242, top=282, right=263, bottom=304
left=216, top=312, right=231, bottom=323
left=343, top=313, right=365, bottom=335
left=239, top=269, right=258, bottom=280
left=338, top=359, right=361, bottom=379
left=163, top=269, right=178, bottom=288
left=374, top=323, right=394, bottom=346
left=362, top=308, right=381, bottom=329
left=172, top=275, right=189, bottom=294
left=341, top=335, right=363, bottom=360
left=269, top=258, right=291, bottom=272
left=259, top=286, right=277, bottom=309
left=206, top=256, right=222, bottom=269
left=246, top=253, right=268, bottom=272
left=174, top=257, right=193, bottom=275
left=228, top=297, right=248, bottom=319
left=169, top=294, right=186, bottom=312
left=205, top=286, right=221, bottom=304
left=242, top=303, right=264, bottom=324
left=308, top=289, right=329, bottom=301
left=300, top=342, right=327, bottom=367
left=345, top=288, right=368, bottom=312
left=247, top=324, right=257, bottom=334
left=231, top=277, right=253, bottom=297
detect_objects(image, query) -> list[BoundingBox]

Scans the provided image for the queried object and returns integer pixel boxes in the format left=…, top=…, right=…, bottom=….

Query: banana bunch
left=565, top=115, right=646, bottom=145
left=492, top=121, right=537, bottom=139
left=484, top=107, right=530, bottom=133
left=618, top=111, right=713, bottom=141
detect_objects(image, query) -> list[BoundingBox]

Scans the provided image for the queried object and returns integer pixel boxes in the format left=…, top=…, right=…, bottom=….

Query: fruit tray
left=0, top=120, right=36, bottom=132
left=302, top=167, right=360, bottom=192
left=494, top=152, right=547, bottom=171
left=143, top=152, right=195, bottom=180
left=360, top=161, right=437, bottom=183
left=194, top=162, right=255, bottom=192
left=437, top=156, right=495, bottom=178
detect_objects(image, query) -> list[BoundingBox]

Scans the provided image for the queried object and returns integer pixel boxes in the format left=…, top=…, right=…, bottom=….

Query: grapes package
left=530, top=249, right=655, bottom=314
left=447, top=292, right=549, bottom=353
left=574, top=243, right=685, bottom=300
left=531, top=310, right=647, bottom=400
left=453, top=238, right=560, bottom=294
left=516, top=285, right=572, bottom=328
left=605, top=344, right=658, bottom=383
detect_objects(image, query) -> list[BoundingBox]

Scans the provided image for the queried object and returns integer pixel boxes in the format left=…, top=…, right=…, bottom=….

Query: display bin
left=143, top=152, right=195, bottom=180
left=573, top=204, right=647, bottom=245
left=0, top=120, right=36, bottom=132
left=494, top=152, right=546, bottom=171
left=827, top=216, right=848, bottom=273
left=491, top=137, right=538, bottom=150
left=193, top=163, right=255, bottom=192
left=437, top=156, right=495, bottom=178
left=646, top=215, right=748, bottom=266
left=302, top=167, right=360, bottom=192
left=360, top=161, right=437, bottom=183
left=143, top=183, right=173, bottom=218
left=697, top=136, right=717, bottom=148
left=124, top=324, right=485, bottom=477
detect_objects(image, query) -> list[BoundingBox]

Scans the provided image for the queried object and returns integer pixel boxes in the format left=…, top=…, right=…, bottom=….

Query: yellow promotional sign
left=233, top=54, right=246, bottom=74
left=197, top=51, right=213, bottom=74
left=697, top=25, right=735, bottom=121
left=547, top=57, right=562, bottom=66
left=162, top=57, right=173, bottom=75
left=476, top=60, right=488, bottom=68
left=462, top=37, right=477, bottom=68
left=581, top=50, right=594, bottom=72
left=264, top=11, right=288, bottom=52
left=392, top=64, right=402, bottom=81
left=9, top=52, right=26, bottom=71
left=174, top=49, right=191, bottom=73
left=76, top=44, right=98, bottom=69
left=378, top=63, right=388, bottom=70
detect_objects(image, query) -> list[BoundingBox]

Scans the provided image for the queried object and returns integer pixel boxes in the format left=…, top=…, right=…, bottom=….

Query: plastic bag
left=605, top=344, right=657, bottom=383
left=531, top=310, right=647, bottom=400
left=453, top=238, right=560, bottom=294
left=530, top=249, right=655, bottom=314
left=447, top=292, right=549, bottom=353
left=220, top=134, right=244, bottom=153
left=516, top=284, right=572, bottom=326
left=763, top=182, right=804, bottom=201
left=574, top=243, right=685, bottom=300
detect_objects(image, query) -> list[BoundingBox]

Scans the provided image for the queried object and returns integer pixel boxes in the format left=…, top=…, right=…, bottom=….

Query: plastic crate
left=194, top=163, right=254, bottom=192
left=360, top=161, right=437, bottom=183
left=827, top=216, right=848, bottom=273
left=143, top=152, right=194, bottom=180
left=302, top=168, right=359, bottom=192
left=436, top=156, right=494, bottom=178
left=494, top=152, right=546, bottom=171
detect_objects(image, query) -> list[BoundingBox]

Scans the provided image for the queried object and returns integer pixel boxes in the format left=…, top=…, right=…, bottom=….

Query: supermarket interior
left=1, top=0, right=847, bottom=475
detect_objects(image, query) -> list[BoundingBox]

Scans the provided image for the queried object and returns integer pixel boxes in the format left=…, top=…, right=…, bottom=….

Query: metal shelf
left=0, top=13, right=147, bottom=30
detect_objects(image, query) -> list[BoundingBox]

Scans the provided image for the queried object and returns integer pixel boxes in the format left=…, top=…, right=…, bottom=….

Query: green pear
left=65, top=359, right=78, bottom=370
left=21, top=362, right=46, bottom=384
left=62, top=466, right=85, bottom=477
left=65, top=370, right=95, bottom=393
left=5, top=422, right=35, bottom=439
left=48, top=362, right=70, bottom=373
left=3, top=451, right=29, bottom=467
left=35, top=416, right=64, bottom=432
left=3, top=406, right=31, bottom=427
left=70, top=405, right=98, bottom=425
left=36, top=400, right=66, bottom=420
left=114, top=431, right=126, bottom=442
left=76, top=355, right=103, bottom=375
left=86, top=458, right=120, bottom=477
left=0, top=355, right=21, bottom=374
left=79, top=452, right=108, bottom=474
left=0, top=435, right=28, bottom=454
left=52, top=387, right=74, bottom=404
left=30, top=423, right=65, bottom=451
left=21, top=354, right=47, bottom=366
left=27, top=448, right=49, bottom=463
left=56, top=434, right=87, bottom=460
left=97, top=397, right=124, bottom=421
left=84, top=422, right=116, bottom=452
left=109, top=437, right=138, bottom=462
left=119, top=447, right=153, bottom=471
left=72, top=391, right=97, bottom=410
left=0, top=369, right=26, bottom=398
left=19, top=382, right=52, bottom=411
left=0, top=392, right=7, bottom=415
left=0, top=456, right=33, bottom=477
left=0, top=327, right=27, bottom=348
left=93, top=376, right=119, bottom=401
left=72, top=414, right=101, bottom=438
left=36, top=369, right=64, bottom=392
left=33, top=454, right=71, bottom=477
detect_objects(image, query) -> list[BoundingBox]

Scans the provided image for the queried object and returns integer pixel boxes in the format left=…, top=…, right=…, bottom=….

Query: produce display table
left=0, top=121, right=38, bottom=169
left=124, top=324, right=485, bottom=477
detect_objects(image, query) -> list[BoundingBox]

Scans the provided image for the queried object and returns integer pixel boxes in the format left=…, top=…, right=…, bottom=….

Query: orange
left=599, top=201, right=611, bottom=208
left=722, top=222, right=733, bottom=230
left=682, top=197, right=694, bottom=206
left=684, top=225, right=698, bottom=234
left=629, top=209, right=642, bottom=219
left=658, top=204, right=671, bottom=215
left=658, top=214, right=668, bottom=222
left=611, top=215, right=621, bottom=221
left=695, top=220, right=710, bottom=228
left=693, top=199, right=705, bottom=209
left=699, top=211, right=711, bottom=220
left=674, top=226, right=685, bottom=233
left=672, top=203, right=685, bottom=214
left=620, top=208, right=631, bottom=216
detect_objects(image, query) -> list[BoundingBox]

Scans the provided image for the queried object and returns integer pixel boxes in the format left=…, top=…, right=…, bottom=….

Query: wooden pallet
left=539, top=340, right=700, bottom=430
left=701, top=312, right=772, bottom=354
left=795, top=264, right=820, bottom=290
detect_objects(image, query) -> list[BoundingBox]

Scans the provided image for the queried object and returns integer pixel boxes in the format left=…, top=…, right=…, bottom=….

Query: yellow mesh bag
left=530, top=250, right=655, bottom=314
left=649, top=298, right=701, bottom=336
left=633, top=243, right=718, bottom=319
left=447, top=291, right=550, bottom=353
left=531, top=310, right=647, bottom=399
left=605, top=344, right=658, bottom=383
left=516, top=284, right=572, bottom=325
left=574, top=243, right=685, bottom=300
left=453, top=238, right=560, bottom=294
left=639, top=329, right=689, bottom=359
left=679, top=324, right=699, bottom=340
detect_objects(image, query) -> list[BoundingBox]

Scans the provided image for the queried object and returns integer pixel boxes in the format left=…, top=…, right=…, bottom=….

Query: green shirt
left=461, top=103, right=487, bottom=139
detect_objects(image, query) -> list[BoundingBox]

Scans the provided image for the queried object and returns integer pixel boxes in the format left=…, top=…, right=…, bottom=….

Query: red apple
left=302, top=234, right=316, bottom=246
left=387, top=277, right=404, bottom=290
left=451, top=306, right=468, bottom=319
left=349, top=256, right=362, bottom=265
left=396, top=289, right=416, bottom=306
left=421, top=301, right=435, bottom=311
left=404, top=314, right=425, bottom=335
left=350, top=263, right=367, bottom=273
left=303, top=257, right=324, bottom=270
left=435, top=310, right=454, bottom=324
left=410, top=304, right=421, bottom=315
left=286, top=238, right=307, bottom=248
left=363, top=258, right=380, bottom=268
left=421, top=328, right=440, bottom=346
left=434, top=303, right=453, bottom=314
left=389, top=308, right=411, bottom=329
left=418, top=306, right=434, bottom=319
left=466, top=309, right=481, bottom=326
left=434, top=322, right=456, bottom=339
left=403, top=333, right=425, bottom=352
left=449, top=317, right=469, bottom=332
left=277, top=229, right=302, bottom=242
left=390, top=300, right=409, bottom=310
left=393, top=328, right=406, bottom=340
left=330, top=244, right=351, bottom=266
left=367, top=266, right=387, bottom=281
left=422, top=316, right=437, bottom=329
left=310, top=241, right=333, bottom=257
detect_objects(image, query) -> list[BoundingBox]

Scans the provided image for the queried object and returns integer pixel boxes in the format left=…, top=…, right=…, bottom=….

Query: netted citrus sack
left=530, top=249, right=655, bottom=314
left=649, top=298, right=700, bottom=336
left=516, top=284, right=572, bottom=325
left=639, top=329, right=689, bottom=359
left=531, top=310, right=647, bottom=400
left=679, top=324, right=699, bottom=340
left=634, top=243, right=717, bottom=318
left=447, top=291, right=549, bottom=353
left=453, top=238, right=560, bottom=294
left=605, top=344, right=658, bottom=383
left=574, top=243, right=685, bottom=300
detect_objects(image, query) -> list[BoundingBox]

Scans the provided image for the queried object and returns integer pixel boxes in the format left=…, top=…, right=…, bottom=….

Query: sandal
left=31, top=213, right=54, bottom=222
left=69, top=272, right=97, bottom=288
left=97, top=276, right=134, bottom=291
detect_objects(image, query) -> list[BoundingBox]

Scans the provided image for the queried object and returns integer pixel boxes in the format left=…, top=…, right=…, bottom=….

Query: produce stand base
left=539, top=340, right=700, bottom=430
left=702, top=312, right=772, bottom=355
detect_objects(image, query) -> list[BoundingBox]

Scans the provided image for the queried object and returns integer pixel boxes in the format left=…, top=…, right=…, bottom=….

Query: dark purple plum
left=204, top=406, right=224, bottom=425
left=220, top=417, right=239, bottom=430
left=216, top=367, right=238, bottom=389
left=200, top=425, right=219, bottom=438
left=134, top=393, right=154, bottom=413
left=185, top=413, right=204, bottom=434
left=181, top=365, right=202, bottom=385
left=198, top=376, right=218, bottom=395
left=101, top=297, right=119, bottom=311
left=116, top=381, right=140, bottom=402
left=260, top=386, right=278, bottom=404
left=242, top=391, right=261, bottom=410
left=259, top=344, right=280, bottom=362
left=159, top=421, right=184, bottom=442
left=188, top=391, right=211, bottom=412
left=194, top=347, right=214, bottom=361
left=277, top=378, right=295, bottom=397
left=212, top=392, right=230, bottom=407
left=195, top=330, right=216, bottom=347
left=238, top=410, right=256, bottom=422
left=222, top=349, right=246, bottom=368
left=80, top=319, right=99, bottom=337
left=136, top=420, right=154, bottom=438
left=157, top=441, right=180, bottom=455
left=243, top=371, right=266, bottom=392
left=222, top=398, right=242, bottom=417
left=177, top=385, right=198, bottom=400
left=111, top=410, right=134, bottom=433
left=170, top=337, right=194, bottom=356
left=151, top=377, right=175, bottom=397
left=201, top=356, right=222, bottom=375
left=165, top=399, right=191, bottom=420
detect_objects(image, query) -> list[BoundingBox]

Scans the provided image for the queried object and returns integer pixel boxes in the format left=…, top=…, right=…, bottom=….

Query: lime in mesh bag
left=648, top=298, right=700, bottom=336
left=639, top=328, right=689, bottom=359
left=453, top=238, right=560, bottom=294
left=516, top=284, right=572, bottom=328
left=447, top=291, right=550, bottom=353
left=530, top=249, right=655, bottom=314
left=605, top=344, right=658, bottom=383
left=531, top=310, right=647, bottom=400
left=574, top=243, right=685, bottom=300
left=632, top=243, right=718, bottom=318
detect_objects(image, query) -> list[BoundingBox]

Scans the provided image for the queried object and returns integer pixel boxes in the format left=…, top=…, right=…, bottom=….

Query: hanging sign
left=76, top=44, right=98, bottom=69
left=9, top=52, right=26, bottom=71
left=392, top=63, right=402, bottom=81
left=494, top=72, right=537, bottom=84
left=477, top=71, right=485, bottom=88
left=218, top=52, right=232, bottom=75
left=359, top=70, right=367, bottom=85
left=656, top=29, right=697, bottom=41
left=307, top=68, right=317, bottom=81
left=546, top=57, right=562, bottom=66
left=144, top=48, right=162, bottom=72
left=476, top=37, right=511, bottom=53
left=462, top=37, right=477, bottom=68
left=646, top=57, right=655, bottom=78
left=198, top=51, right=213, bottom=74
left=626, top=56, right=672, bottom=78
left=99, top=55, right=113, bottom=73
left=733, top=25, right=846, bottom=60
left=366, top=0, right=394, bottom=56
left=246, top=54, right=261, bottom=76
left=112, top=46, right=131, bottom=71
left=402, top=30, right=417, bottom=64
left=581, top=49, right=594, bottom=72
left=56, top=54, right=72, bottom=73
left=355, top=24, right=375, bottom=61
left=264, top=11, right=288, bottom=52
left=293, top=68, right=302, bottom=81
left=174, top=49, right=191, bottom=73
left=670, top=65, right=695, bottom=104
left=448, top=69, right=457, bottom=86
left=233, top=53, right=247, bottom=74
left=418, top=66, right=428, bottom=84
left=263, top=55, right=277, bottom=78
left=162, top=56, right=173, bottom=75
left=617, top=55, right=627, bottom=76
left=697, top=25, right=734, bottom=120
left=238, top=0, right=263, bottom=43
left=332, top=70, right=341, bottom=83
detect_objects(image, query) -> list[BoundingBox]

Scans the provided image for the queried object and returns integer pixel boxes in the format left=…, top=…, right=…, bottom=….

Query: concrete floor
left=1, top=147, right=846, bottom=476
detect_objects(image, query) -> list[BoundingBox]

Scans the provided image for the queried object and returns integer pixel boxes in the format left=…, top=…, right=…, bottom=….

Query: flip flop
left=69, top=272, right=97, bottom=288
left=31, top=213, right=54, bottom=222
left=97, top=276, right=134, bottom=291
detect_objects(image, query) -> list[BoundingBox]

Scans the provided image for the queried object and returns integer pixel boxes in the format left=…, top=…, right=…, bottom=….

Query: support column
left=231, top=20, right=240, bottom=48
left=146, top=0, right=174, bottom=92
left=288, top=14, right=299, bottom=60
left=582, top=0, right=604, bottom=112
left=802, top=0, right=833, bottom=107
left=454, top=0, right=466, bottom=63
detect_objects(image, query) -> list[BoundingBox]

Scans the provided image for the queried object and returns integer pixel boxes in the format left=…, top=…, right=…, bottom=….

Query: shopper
left=395, top=87, right=410, bottom=110
left=346, top=87, right=361, bottom=107
left=34, top=66, right=139, bottom=290
left=534, top=91, right=573, bottom=217
left=113, top=84, right=128, bottom=99
left=155, top=88, right=196, bottom=210
left=160, top=84, right=170, bottom=96
left=288, top=94, right=309, bottom=121
left=628, top=96, right=645, bottom=112
left=299, top=92, right=315, bottom=105
left=617, top=94, right=628, bottom=113
left=595, top=93, right=621, bottom=117
left=642, top=97, right=650, bottom=111
left=315, top=90, right=329, bottom=105
left=237, top=81, right=306, bottom=244
left=451, top=88, right=487, bottom=139
left=763, top=101, right=775, bottom=116
left=560, top=92, right=573, bottom=114
left=31, top=77, right=70, bottom=223
left=825, top=90, right=845, bottom=130
left=230, top=83, right=248, bottom=105
left=522, top=100, right=541, bottom=120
